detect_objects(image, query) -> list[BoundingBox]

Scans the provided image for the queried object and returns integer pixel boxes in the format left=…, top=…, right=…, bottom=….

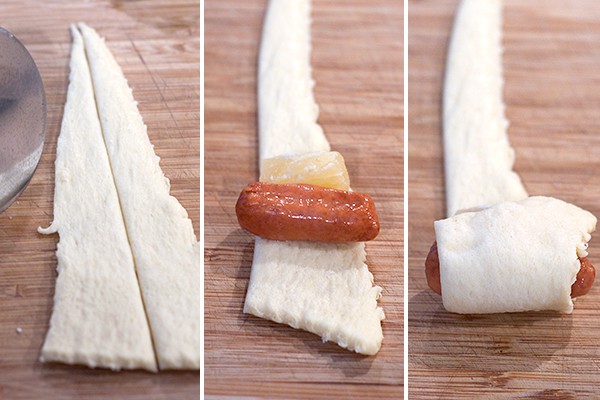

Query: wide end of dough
left=40, top=348, right=158, bottom=373
left=243, top=238, right=384, bottom=356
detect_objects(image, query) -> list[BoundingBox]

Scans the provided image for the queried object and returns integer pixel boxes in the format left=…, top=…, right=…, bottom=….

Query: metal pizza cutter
left=0, top=27, right=46, bottom=213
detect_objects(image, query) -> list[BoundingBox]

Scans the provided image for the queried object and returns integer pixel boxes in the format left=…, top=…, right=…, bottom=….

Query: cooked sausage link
left=235, top=182, right=380, bottom=242
left=424, top=241, right=595, bottom=298
left=425, top=241, right=442, bottom=295
left=571, top=256, right=596, bottom=297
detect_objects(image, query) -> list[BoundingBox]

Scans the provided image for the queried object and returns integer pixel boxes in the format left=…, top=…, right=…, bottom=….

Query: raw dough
left=39, top=25, right=157, bottom=371
left=245, top=0, right=384, bottom=355
left=443, top=0, right=527, bottom=217
left=245, top=239, right=385, bottom=355
left=78, top=23, right=200, bottom=370
left=258, top=0, right=330, bottom=162
left=435, top=196, right=596, bottom=314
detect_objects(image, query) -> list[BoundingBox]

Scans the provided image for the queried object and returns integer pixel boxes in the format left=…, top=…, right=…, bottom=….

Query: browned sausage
left=425, top=241, right=442, bottom=295
left=235, top=182, right=380, bottom=242
left=571, top=256, right=596, bottom=297
left=424, top=241, right=595, bottom=298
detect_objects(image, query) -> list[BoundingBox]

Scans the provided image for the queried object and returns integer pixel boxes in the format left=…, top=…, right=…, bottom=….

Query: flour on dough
left=39, top=25, right=156, bottom=371
left=245, top=0, right=384, bottom=355
left=78, top=23, right=200, bottom=370
left=443, top=0, right=527, bottom=217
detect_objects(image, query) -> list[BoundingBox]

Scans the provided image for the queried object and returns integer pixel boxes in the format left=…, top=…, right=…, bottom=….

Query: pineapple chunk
left=260, top=151, right=350, bottom=190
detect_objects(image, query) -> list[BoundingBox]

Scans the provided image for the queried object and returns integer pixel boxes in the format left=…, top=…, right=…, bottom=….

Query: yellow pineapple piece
left=260, top=151, right=350, bottom=190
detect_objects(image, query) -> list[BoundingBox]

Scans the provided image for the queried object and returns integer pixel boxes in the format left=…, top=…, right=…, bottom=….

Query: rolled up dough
left=435, top=196, right=596, bottom=314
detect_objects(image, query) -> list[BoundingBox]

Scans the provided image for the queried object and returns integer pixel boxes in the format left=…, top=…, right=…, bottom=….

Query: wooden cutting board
left=409, top=0, right=600, bottom=397
left=204, top=0, right=403, bottom=398
left=0, top=1, right=200, bottom=398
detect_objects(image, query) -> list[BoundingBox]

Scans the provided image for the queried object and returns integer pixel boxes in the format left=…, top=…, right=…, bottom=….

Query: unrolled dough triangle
left=39, top=25, right=157, bottom=371
left=78, top=23, right=200, bottom=370
left=41, top=23, right=199, bottom=371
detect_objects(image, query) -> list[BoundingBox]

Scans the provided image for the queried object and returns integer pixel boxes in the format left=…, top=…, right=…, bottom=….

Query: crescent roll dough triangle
left=78, top=23, right=200, bottom=370
left=244, top=0, right=384, bottom=355
left=39, top=25, right=157, bottom=371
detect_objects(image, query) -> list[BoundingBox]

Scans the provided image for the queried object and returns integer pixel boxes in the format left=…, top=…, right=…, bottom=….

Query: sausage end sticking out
left=236, top=182, right=380, bottom=242
left=425, top=242, right=442, bottom=295
left=571, top=256, right=596, bottom=297
left=424, top=241, right=595, bottom=298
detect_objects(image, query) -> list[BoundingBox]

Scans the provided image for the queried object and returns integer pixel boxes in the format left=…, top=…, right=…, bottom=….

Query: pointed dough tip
left=69, top=24, right=80, bottom=39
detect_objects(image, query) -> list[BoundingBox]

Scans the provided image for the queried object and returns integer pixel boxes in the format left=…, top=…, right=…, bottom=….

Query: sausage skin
left=424, top=242, right=442, bottom=295
left=424, top=241, right=595, bottom=298
left=235, top=182, right=380, bottom=242
left=572, top=256, right=596, bottom=297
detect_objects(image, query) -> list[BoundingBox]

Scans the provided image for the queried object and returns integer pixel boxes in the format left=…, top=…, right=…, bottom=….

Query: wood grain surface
left=204, top=0, right=403, bottom=398
left=0, top=1, right=200, bottom=399
left=409, top=0, right=600, bottom=398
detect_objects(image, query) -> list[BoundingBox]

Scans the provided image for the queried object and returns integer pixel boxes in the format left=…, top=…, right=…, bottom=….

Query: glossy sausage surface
left=571, top=256, right=596, bottom=297
left=425, top=241, right=595, bottom=298
left=236, top=182, right=380, bottom=242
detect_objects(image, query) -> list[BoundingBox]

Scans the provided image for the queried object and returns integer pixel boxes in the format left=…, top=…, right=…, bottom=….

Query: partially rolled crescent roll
left=434, top=196, right=596, bottom=314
